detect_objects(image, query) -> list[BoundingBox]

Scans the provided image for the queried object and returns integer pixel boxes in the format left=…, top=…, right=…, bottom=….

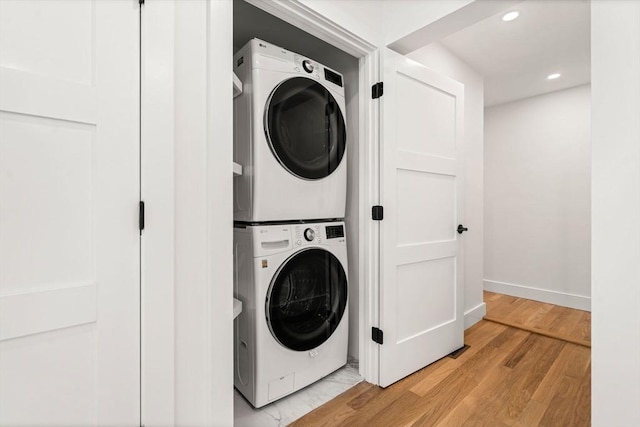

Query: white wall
left=592, top=1, right=640, bottom=425
left=407, top=42, right=486, bottom=328
left=339, top=58, right=361, bottom=361
left=484, top=85, right=591, bottom=311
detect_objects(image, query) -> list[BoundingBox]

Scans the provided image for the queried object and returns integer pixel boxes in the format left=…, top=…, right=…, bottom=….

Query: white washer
left=233, top=221, right=348, bottom=408
left=233, top=39, right=347, bottom=222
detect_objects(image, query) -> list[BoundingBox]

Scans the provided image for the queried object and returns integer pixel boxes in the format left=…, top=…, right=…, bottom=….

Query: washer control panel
left=292, top=223, right=345, bottom=247
left=253, top=222, right=345, bottom=256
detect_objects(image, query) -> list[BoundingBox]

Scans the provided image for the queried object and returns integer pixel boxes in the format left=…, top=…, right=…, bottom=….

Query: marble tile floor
left=234, top=362, right=362, bottom=427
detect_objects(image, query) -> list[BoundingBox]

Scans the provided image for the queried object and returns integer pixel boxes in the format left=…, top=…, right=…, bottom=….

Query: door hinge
left=372, top=327, right=384, bottom=345
left=371, top=82, right=384, bottom=99
left=139, top=0, right=145, bottom=5
left=139, top=201, right=145, bottom=232
left=372, top=205, right=384, bottom=221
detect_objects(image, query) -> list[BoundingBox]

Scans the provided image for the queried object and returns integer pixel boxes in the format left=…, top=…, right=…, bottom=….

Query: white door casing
left=379, top=48, right=464, bottom=387
left=0, top=1, right=140, bottom=425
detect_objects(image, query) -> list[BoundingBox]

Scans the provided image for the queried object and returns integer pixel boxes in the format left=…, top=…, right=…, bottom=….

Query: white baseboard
left=484, top=279, right=591, bottom=312
left=464, top=302, right=487, bottom=329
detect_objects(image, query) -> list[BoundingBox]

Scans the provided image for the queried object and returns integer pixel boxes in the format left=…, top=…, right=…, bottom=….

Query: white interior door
left=0, top=1, right=140, bottom=425
left=378, top=48, right=465, bottom=387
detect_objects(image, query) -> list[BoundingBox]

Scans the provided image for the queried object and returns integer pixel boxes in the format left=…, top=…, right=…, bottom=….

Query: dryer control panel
left=236, top=38, right=345, bottom=90
left=293, top=54, right=321, bottom=79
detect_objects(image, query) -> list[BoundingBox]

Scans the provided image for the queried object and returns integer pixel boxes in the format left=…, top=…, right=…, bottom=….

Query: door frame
left=142, top=1, right=234, bottom=425
left=141, top=0, right=176, bottom=424
left=245, top=0, right=382, bottom=385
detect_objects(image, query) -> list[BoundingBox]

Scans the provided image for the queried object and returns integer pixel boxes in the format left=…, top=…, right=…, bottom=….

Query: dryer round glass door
left=266, top=248, right=347, bottom=351
left=265, top=77, right=346, bottom=180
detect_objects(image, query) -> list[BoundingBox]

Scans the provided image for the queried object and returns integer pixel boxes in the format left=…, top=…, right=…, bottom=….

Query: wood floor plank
left=410, top=321, right=507, bottom=397
left=346, top=327, right=526, bottom=427
left=432, top=397, right=478, bottom=427
left=546, top=306, right=584, bottom=337
left=511, top=343, right=589, bottom=427
left=289, top=402, right=355, bottom=427
left=346, top=382, right=383, bottom=411
left=431, top=365, right=512, bottom=427
left=524, top=301, right=555, bottom=327
left=494, top=336, right=566, bottom=424
left=510, top=299, right=546, bottom=326
left=341, top=390, right=423, bottom=427
left=571, top=311, right=591, bottom=344
left=532, top=343, right=589, bottom=397
left=503, top=333, right=539, bottom=368
left=484, top=315, right=591, bottom=348
left=538, top=360, right=591, bottom=427
left=288, top=382, right=376, bottom=427
left=484, top=291, right=503, bottom=302
left=438, top=334, right=564, bottom=427
left=489, top=294, right=527, bottom=319
left=408, top=328, right=531, bottom=426
left=567, top=362, right=591, bottom=426
left=291, top=293, right=591, bottom=427
left=483, top=291, right=591, bottom=346
left=536, top=305, right=574, bottom=332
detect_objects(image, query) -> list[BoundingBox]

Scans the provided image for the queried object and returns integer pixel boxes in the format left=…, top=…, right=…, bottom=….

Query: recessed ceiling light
left=502, top=11, right=520, bottom=22
left=547, top=73, right=561, bottom=80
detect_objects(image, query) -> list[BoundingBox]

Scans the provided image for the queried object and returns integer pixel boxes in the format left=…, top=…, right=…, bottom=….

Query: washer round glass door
left=266, top=248, right=348, bottom=351
left=265, top=77, right=346, bottom=180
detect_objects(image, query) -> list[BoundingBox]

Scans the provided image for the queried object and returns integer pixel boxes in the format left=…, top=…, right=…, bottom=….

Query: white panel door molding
left=378, top=48, right=465, bottom=387
left=0, top=1, right=140, bottom=425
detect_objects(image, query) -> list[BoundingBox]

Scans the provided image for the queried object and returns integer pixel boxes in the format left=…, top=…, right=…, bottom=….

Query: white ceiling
left=439, top=0, right=591, bottom=107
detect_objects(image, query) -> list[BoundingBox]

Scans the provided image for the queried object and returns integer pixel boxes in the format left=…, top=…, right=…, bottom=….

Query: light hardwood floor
left=290, top=293, right=591, bottom=427
left=484, top=291, right=591, bottom=348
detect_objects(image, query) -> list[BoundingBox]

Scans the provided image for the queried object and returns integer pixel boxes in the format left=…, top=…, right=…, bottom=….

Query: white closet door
left=0, top=1, right=140, bottom=425
left=378, top=48, right=465, bottom=387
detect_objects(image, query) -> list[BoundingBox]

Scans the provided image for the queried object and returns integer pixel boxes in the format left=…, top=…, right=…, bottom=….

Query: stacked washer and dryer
left=233, top=39, right=349, bottom=408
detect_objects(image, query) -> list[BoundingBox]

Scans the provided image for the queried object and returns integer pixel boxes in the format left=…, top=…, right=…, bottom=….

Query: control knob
left=304, top=228, right=315, bottom=242
left=302, top=60, right=314, bottom=73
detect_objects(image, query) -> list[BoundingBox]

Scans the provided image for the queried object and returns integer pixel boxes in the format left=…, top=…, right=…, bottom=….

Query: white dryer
left=233, top=221, right=348, bottom=408
left=233, top=39, right=347, bottom=222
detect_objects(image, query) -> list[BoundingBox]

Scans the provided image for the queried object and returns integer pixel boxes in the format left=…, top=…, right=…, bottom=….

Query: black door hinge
left=372, top=205, right=383, bottom=221
left=372, top=82, right=383, bottom=99
left=139, top=0, right=144, bottom=5
left=139, top=201, right=145, bottom=232
left=372, top=327, right=384, bottom=345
